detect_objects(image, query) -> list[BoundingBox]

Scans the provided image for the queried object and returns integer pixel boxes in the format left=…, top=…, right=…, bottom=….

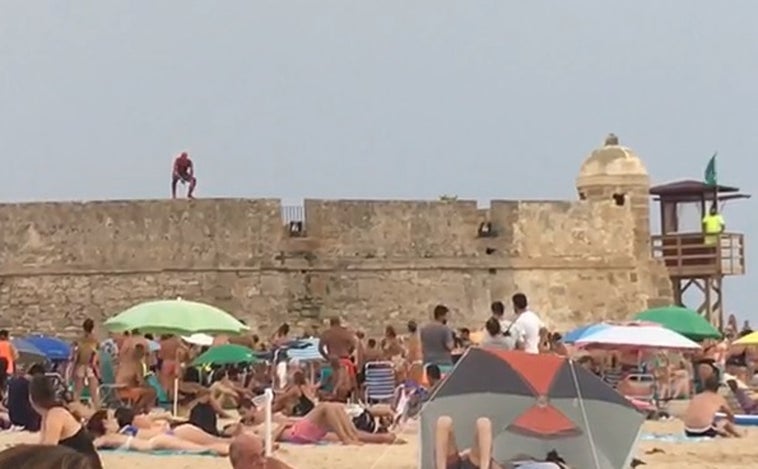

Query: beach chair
left=363, top=361, right=396, bottom=404
left=145, top=373, right=172, bottom=409
left=97, top=353, right=127, bottom=408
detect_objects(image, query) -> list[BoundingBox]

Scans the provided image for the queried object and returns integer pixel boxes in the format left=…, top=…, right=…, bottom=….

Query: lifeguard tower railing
left=651, top=232, right=745, bottom=277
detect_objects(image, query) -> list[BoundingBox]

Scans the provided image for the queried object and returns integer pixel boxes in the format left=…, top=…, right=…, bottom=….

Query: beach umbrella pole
left=264, top=388, right=274, bottom=456
left=173, top=378, right=179, bottom=417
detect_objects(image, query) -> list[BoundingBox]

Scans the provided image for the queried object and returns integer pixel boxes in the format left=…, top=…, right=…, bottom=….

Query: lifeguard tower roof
left=649, top=179, right=749, bottom=203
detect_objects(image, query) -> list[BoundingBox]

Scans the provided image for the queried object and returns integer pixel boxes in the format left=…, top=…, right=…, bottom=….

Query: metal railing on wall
left=282, top=205, right=306, bottom=237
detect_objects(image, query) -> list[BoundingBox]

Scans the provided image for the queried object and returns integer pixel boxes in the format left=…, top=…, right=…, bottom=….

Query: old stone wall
left=0, top=197, right=672, bottom=338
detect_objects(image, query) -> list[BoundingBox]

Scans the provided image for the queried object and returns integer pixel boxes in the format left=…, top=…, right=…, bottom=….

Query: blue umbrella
left=12, top=338, right=48, bottom=362
left=22, top=335, right=71, bottom=361
left=563, top=323, right=611, bottom=344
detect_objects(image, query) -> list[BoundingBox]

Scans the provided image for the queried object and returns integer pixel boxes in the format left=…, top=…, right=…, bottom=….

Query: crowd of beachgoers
left=0, top=294, right=756, bottom=468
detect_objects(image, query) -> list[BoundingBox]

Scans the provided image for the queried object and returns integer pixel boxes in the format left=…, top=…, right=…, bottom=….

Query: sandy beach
left=0, top=419, right=755, bottom=469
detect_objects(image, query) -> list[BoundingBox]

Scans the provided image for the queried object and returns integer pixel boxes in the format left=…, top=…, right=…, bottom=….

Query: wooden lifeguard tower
left=649, top=180, right=749, bottom=329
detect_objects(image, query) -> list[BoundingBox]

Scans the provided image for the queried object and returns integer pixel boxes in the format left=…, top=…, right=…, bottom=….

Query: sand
left=1, top=419, right=756, bottom=469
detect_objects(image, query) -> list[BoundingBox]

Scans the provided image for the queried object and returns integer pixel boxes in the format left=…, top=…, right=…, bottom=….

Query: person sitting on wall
left=171, top=151, right=197, bottom=199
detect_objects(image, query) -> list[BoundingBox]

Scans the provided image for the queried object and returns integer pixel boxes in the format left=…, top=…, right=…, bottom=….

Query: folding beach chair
left=363, top=361, right=396, bottom=404
left=97, top=353, right=127, bottom=408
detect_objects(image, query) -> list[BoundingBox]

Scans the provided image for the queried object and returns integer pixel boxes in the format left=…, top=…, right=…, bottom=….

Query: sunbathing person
left=85, top=410, right=230, bottom=456
left=434, top=416, right=502, bottom=469
left=274, top=401, right=400, bottom=445
left=682, top=374, right=741, bottom=438
left=725, top=379, right=758, bottom=414
left=111, top=407, right=231, bottom=444
left=273, top=370, right=317, bottom=416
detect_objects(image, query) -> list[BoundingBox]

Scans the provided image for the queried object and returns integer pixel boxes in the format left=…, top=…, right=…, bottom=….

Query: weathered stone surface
left=0, top=198, right=672, bottom=337
left=0, top=137, right=674, bottom=337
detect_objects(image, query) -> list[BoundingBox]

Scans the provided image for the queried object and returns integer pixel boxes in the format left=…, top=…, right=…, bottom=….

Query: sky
left=1, top=1, right=756, bottom=322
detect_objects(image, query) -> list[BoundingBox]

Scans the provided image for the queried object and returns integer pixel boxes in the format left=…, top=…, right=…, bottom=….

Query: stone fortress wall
left=0, top=135, right=674, bottom=336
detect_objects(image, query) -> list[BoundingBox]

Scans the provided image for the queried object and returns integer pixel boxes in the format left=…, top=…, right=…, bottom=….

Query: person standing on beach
left=510, top=293, right=545, bottom=354
left=318, top=317, right=359, bottom=391
left=171, top=151, right=197, bottom=199
left=71, top=319, right=101, bottom=408
left=420, top=305, right=454, bottom=369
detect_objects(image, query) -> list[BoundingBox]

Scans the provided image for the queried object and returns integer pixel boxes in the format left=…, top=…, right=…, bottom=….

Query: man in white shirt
left=510, top=293, right=544, bottom=354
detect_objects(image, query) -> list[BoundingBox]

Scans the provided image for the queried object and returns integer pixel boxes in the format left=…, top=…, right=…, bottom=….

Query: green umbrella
left=634, top=305, right=721, bottom=341
left=104, top=299, right=249, bottom=335
left=192, top=344, right=258, bottom=366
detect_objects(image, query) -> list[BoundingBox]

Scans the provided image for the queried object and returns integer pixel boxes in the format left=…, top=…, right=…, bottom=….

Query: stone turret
left=577, top=133, right=651, bottom=259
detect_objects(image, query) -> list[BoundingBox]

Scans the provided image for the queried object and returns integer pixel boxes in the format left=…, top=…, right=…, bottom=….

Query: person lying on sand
left=725, top=378, right=758, bottom=414
left=110, top=407, right=231, bottom=445
left=230, top=432, right=294, bottom=469
left=434, top=416, right=503, bottom=469
left=274, top=401, right=402, bottom=445
left=682, top=374, right=741, bottom=438
left=85, top=410, right=230, bottom=456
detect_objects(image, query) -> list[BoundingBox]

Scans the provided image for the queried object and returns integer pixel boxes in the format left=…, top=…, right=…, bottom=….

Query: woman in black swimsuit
left=29, top=375, right=103, bottom=469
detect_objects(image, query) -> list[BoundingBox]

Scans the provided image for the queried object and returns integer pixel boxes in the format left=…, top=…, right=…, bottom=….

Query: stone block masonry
left=0, top=197, right=672, bottom=338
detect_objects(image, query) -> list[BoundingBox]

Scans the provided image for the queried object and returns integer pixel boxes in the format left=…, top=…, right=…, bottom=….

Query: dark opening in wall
left=288, top=221, right=304, bottom=236
left=578, top=191, right=587, bottom=200
left=612, top=193, right=626, bottom=206
left=477, top=222, right=497, bottom=238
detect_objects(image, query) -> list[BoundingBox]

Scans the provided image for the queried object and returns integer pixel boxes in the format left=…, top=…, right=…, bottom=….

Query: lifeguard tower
left=649, top=180, right=749, bottom=329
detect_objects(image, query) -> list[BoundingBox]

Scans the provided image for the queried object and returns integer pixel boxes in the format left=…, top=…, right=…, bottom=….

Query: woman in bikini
left=111, top=406, right=231, bottom=444
left=273, top=370, right=317, bottom=417
left=85, top=410, right=230, bottom=455
left=275, top=401, right=400, bottom=445
left=71, top=319, right=101, bottom=408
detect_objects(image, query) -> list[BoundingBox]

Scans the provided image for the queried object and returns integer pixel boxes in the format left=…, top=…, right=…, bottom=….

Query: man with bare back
left=318, top=317, right=359, bottom=387
left=682, top=374, right=741, bottom=438
left=158, top=335, right=188, bottom=398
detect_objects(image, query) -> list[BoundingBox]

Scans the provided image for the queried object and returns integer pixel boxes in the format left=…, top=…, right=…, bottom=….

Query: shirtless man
left=116, top=344, right=157, bottom=413
left=229, top=432, right=294, bottom=469
left=682, top=374, right=741, bottom=438
left=72, top=318, right=101, bottom=408
left=171, top=151, right=197, bottom=199
left=158, top=335, right=187, bottom=398
left=318, top=317, right=359, bottom=386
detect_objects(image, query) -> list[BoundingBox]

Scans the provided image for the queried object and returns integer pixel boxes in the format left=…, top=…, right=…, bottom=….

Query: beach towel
left=100, top=448, right=215, bottom=456
left=640, top=432, right=713, bottom=443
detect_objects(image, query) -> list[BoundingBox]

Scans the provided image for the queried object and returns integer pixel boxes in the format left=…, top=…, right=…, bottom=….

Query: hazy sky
left=1, top=2, right=756, bottom=321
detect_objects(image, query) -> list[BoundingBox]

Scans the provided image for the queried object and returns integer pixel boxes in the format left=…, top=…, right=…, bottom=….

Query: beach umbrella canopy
left=420, top=348, right=644, bottom=469
left=22, top=335, right=71, bottom=361
left=575, top=325, right=701, bottom=350
left=733, top=331, right=758, bottom=346
left=103, top=299, right=249, bottom=335
left=634, top=306, right=721, bottom=341
left=191, top=344, right=258, bottom=366
left=563, top=323, right=611, bottom=344
left=12, top=338, right=48, bottom=363
left=182, top=333, right=215, bottom=346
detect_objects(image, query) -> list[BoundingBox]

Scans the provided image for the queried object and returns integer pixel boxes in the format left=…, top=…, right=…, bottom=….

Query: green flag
left=704, top=153, right=717, bottom=186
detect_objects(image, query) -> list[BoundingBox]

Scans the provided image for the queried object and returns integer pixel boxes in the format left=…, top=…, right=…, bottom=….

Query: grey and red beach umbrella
left=419, top=348, right=644, bottom=469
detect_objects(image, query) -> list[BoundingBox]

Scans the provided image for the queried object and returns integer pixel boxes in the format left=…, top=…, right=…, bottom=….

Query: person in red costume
left=172, top=152, right=196, bottom=199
